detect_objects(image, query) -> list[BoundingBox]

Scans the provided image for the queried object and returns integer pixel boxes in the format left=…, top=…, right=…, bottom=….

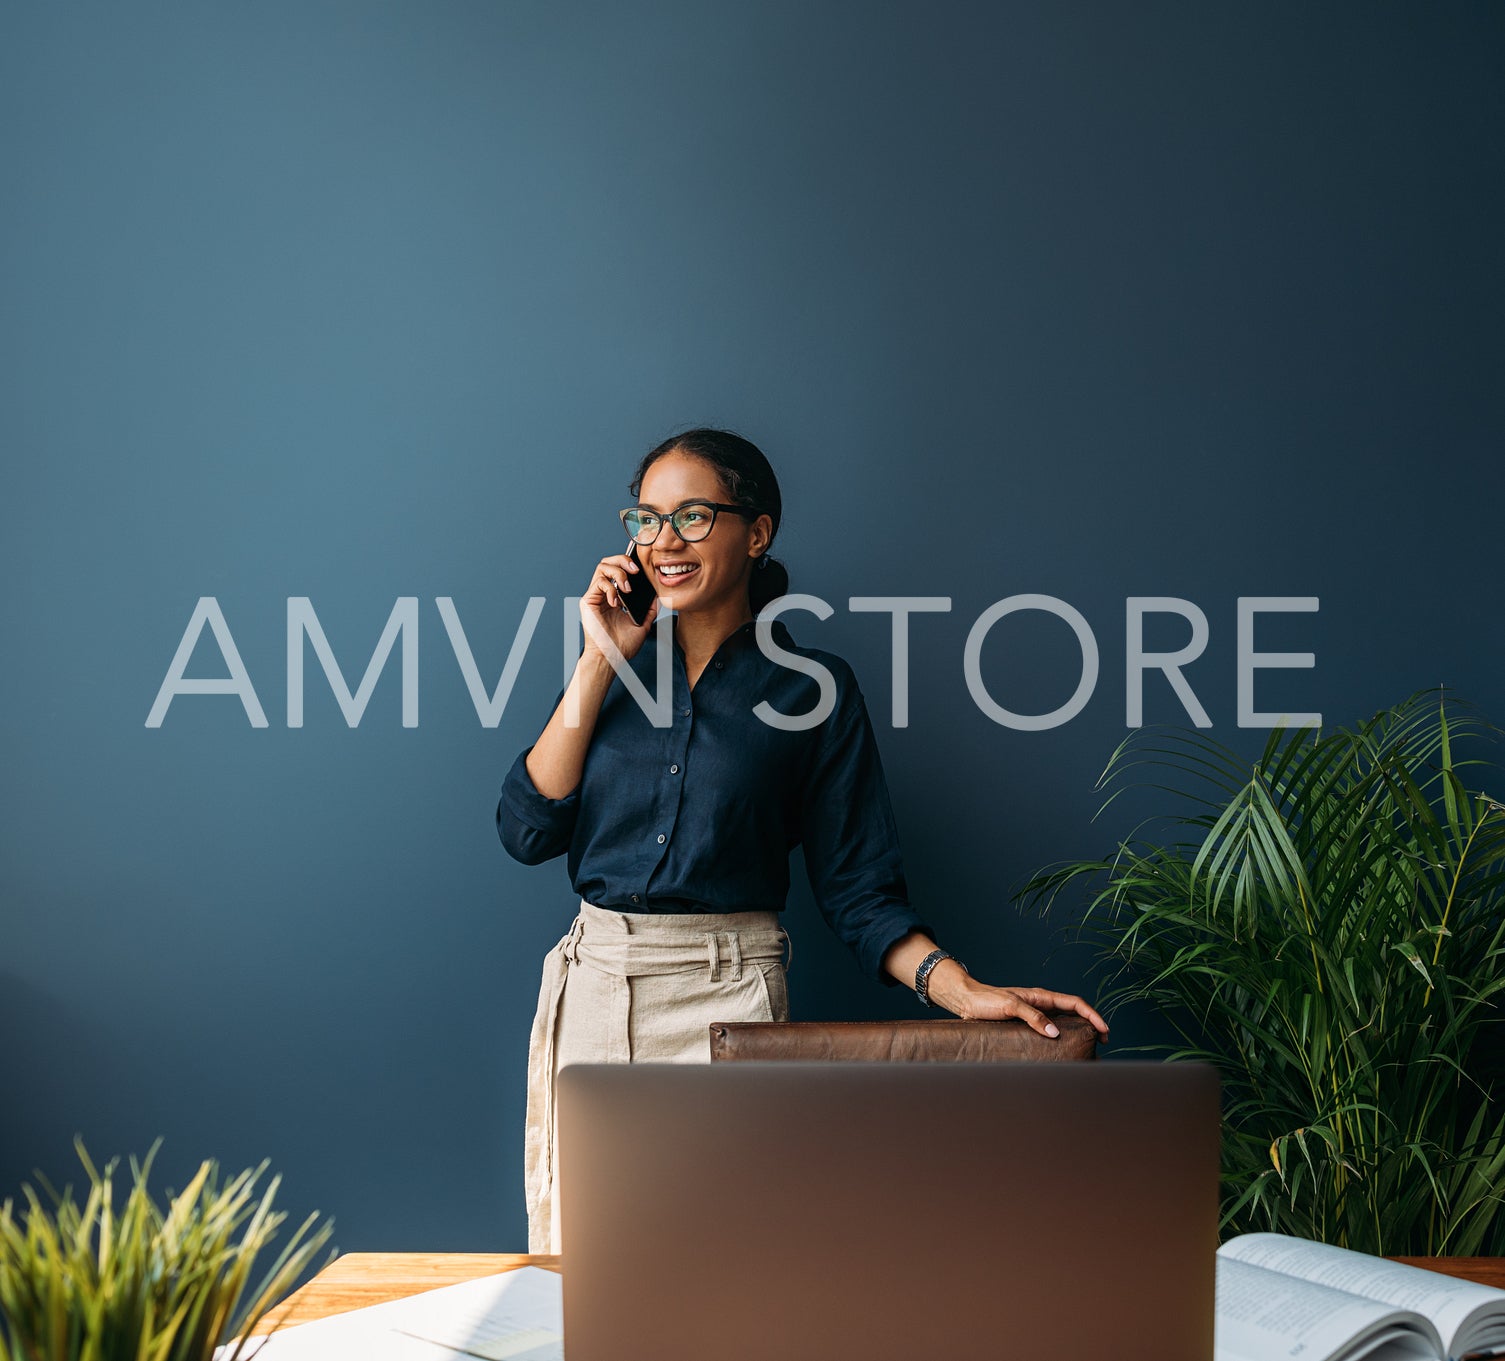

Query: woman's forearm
left=881, top=931, right=973, bottom=1013
left=525, top=649, right=619, bottom=799
left=882, top=931, right=1101, bottom=1040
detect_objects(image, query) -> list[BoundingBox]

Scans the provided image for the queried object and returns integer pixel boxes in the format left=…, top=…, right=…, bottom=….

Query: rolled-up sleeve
left=497, top=745, right=580, bottom=865
left=798, top=672, right=932, bottom=985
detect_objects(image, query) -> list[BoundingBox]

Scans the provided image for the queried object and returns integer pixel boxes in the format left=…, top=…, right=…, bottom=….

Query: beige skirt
left=524, top=899, right=792, bottom=1253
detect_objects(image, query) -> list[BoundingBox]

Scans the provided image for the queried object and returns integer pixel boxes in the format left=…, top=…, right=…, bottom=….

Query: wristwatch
left=914, top=948, right=968, bottom=1007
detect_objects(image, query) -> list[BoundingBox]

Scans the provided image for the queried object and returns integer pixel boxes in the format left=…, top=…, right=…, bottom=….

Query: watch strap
left=914, top=948, right=967, bottom=1007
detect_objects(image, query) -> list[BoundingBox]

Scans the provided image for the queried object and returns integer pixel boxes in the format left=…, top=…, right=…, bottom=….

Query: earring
left=757, top=555, right=769, bottom=569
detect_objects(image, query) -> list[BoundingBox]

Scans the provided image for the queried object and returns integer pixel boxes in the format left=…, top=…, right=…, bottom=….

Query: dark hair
left=629, top=427, right=790, bottom=614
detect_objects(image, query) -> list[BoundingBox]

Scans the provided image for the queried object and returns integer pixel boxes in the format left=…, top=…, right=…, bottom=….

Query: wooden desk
left=255, top=1252, right=1505, bottom=1335
left=254, top=1254, right=562, bottom=1334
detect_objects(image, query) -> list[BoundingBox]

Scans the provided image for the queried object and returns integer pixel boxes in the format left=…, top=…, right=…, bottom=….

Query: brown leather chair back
left=709, top=1014, right=1098, bottom=1063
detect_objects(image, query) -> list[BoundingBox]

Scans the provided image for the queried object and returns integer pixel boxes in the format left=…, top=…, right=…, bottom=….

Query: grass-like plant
left=0, top=1138, right=335, bottom=1361
left=1018, top=686, right=1505, bottom=1255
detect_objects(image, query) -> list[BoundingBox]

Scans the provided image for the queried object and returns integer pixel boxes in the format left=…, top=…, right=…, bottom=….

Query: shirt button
left=681, top=707, right=691, bottom=716
left=630, top=893, right=640, bottom=903
left=670, top=764, right=679, bottom=774
left=656, top=833, right=666, bottom=844
left=714, top=661, right=723, bottom=669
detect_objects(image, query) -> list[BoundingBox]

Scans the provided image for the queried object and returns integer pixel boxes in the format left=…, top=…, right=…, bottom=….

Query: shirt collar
left=668, top=614, right=796, bottom=656
left=735, top=617, right=793, bottom=642
left=729, top=617, right=795, bottom=651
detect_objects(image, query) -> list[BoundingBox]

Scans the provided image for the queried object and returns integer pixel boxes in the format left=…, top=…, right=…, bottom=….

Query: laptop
left=557, top=1059, right=1220, bottom=1361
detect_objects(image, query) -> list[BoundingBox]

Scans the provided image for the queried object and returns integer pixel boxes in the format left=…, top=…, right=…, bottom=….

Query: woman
left=497, top=427, right=1108, bottom=1253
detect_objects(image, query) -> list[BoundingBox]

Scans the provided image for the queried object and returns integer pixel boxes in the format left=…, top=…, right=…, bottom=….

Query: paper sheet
left=213, top=1266, right=563, bottom=1361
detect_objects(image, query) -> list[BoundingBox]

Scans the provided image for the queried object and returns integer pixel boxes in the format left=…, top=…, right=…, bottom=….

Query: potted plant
left=0, top=1137, right=335, bottom=1361
left=1018, top=686, right=1505, bottom=1255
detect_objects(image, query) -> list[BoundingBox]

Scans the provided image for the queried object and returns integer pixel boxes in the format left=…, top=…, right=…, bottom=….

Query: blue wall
left=4, top=1, right=1503, bottom=1252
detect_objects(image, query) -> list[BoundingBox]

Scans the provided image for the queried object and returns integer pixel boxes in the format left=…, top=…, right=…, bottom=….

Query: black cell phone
left=620, top=540, right=658, bottom=626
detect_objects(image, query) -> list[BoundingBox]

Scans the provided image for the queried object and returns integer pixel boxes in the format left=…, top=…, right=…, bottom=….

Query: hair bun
left=749, top=554, right=790, bottom=614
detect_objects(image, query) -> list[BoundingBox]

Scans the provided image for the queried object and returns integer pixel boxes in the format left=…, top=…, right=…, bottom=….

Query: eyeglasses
left=618, top=500, right=755, bottom=545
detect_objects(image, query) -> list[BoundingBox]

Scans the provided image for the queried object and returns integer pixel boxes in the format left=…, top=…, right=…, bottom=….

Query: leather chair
left=710, top=1013, right=1099, bottom=1063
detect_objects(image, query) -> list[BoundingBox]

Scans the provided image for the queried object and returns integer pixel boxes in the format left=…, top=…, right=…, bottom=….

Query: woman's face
left=636, top=451, right=769, bottom=616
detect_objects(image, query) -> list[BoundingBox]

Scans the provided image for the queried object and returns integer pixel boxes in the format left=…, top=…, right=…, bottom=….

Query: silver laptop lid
left=558, top=1059, right=1219, bottom=1361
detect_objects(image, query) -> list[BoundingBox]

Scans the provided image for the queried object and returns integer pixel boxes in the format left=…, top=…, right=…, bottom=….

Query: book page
left=1217, top=1257, right=1441, bottom=1361
left=213, top=1267, right=563, bottom=1361
left=1220, top=1234, right=1505, bottom=1358
left=387, top=1267, right=563, bottom=1360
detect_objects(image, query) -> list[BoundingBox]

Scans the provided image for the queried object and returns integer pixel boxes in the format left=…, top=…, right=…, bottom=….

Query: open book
left=1217, top=1233, right=1505, bottom=1361
left=213, top=1267, right=563, bottom=1360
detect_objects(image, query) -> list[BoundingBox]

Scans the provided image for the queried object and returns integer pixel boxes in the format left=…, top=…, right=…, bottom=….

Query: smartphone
left=620, top=540, right=658, bottom=626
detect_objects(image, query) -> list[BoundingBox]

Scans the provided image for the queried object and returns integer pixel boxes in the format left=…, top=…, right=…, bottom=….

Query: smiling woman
left=494, top=426, right=1109, bottom=1252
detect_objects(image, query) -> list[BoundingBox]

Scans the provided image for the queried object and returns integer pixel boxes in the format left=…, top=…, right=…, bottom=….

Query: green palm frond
left=1017, top=685, right=1505, bottom=1254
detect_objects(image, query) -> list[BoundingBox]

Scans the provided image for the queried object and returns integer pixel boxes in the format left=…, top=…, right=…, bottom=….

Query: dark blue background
left=4, top=1, right=1502, bottom=1253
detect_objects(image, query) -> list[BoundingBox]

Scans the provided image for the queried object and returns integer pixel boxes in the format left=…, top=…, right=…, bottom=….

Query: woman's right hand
left=580, top=551, right=660, bottom=662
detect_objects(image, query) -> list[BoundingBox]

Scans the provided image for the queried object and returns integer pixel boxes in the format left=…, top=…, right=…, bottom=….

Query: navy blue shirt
left=496, top=614, right=931, bottom=985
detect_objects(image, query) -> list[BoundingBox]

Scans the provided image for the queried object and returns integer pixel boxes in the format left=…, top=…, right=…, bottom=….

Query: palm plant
left=1018, top=686, right=1505, bottom=1255
left=0, top=1138, right=335, bottom=1361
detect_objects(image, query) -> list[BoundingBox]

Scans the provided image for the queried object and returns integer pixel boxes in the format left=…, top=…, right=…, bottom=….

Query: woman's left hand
left=928, top=965, right=1109, bottom=1043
